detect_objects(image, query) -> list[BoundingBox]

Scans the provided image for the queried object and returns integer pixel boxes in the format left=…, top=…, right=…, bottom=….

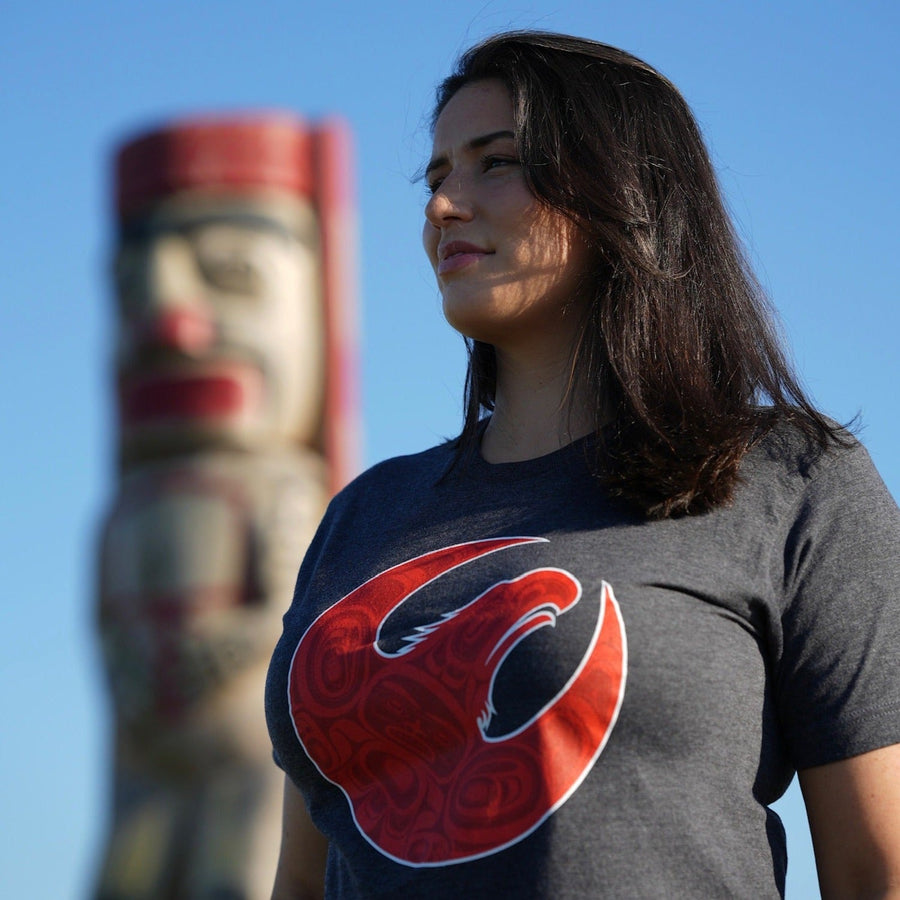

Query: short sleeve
left=776, top=441, right=900, bottom=769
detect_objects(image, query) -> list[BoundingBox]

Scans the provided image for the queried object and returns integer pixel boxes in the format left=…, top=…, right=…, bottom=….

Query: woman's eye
left=483, top=156, right=519, bottom=172
left=425, top=156, right=519, bottom=196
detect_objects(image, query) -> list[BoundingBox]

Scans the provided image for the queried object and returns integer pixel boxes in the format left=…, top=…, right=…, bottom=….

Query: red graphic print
left=289, top=537, right=626, bottom=865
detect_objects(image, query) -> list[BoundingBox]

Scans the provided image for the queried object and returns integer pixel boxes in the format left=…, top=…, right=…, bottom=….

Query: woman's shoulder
left=743, top=417, right=895, bottom=517
left=291, top=438, right=460, bottom=585
left=330, top=437, right=458, bottom=507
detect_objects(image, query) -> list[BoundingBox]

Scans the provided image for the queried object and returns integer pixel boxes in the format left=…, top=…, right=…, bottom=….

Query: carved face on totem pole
left=100, top=115, right=357, bottom=737
left=113, top=117, right=334, bottom=464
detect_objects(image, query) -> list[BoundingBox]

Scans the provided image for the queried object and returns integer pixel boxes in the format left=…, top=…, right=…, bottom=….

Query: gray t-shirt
left=265, top=425, right=900, bottom=898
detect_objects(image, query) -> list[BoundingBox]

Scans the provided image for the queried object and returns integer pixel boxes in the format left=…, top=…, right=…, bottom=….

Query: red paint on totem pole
left=135, top=308, right=216, bottom=355
left=312, top=120, right=360, bottom=492
left=120, top=365, right=261, bottom=422
left=288, top=537, right=626, bottom=866
left=116, top=115, right=316, bottom=219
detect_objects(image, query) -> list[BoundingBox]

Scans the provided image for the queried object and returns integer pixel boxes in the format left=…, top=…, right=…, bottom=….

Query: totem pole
left=94, top=115, right=358, bottom=899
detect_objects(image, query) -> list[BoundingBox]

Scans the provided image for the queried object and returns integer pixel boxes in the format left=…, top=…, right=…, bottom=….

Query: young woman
left=266, top=32, right=900, bottom=899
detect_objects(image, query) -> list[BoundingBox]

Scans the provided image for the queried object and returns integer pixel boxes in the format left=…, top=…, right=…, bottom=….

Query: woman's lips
left=437, top=241, right=493, bottom=275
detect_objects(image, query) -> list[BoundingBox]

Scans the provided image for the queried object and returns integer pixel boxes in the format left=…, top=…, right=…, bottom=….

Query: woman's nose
left=424, top=177, right=474, bottom=228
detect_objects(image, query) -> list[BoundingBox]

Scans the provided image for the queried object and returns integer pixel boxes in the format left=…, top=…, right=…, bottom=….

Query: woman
left=266, top=32, right=900, bottom=898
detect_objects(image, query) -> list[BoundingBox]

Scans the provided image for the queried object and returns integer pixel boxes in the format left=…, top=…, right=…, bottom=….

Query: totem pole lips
left=119, top=363, right=262, bottom=424
left=289, top=537, right=627, bottom=866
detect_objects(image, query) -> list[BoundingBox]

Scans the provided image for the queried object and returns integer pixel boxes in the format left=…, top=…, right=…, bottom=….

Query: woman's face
left=423, top=79, right=589, bottom=352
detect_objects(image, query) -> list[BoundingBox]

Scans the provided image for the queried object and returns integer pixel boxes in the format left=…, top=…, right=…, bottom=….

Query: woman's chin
left=442, top=313, right=501, bottom=345
left=441, top=290, right=521, bottom=343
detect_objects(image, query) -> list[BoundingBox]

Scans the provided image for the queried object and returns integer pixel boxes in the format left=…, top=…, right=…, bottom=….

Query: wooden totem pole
left=94, top=115, right=358, bottom=899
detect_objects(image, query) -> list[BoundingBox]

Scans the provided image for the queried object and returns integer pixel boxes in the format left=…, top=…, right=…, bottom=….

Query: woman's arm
left=271, top=776, right=329, bottom=900
left=800, top=742, right=900, bottom=899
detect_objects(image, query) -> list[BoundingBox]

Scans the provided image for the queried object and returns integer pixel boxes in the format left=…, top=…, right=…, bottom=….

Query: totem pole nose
left=137, top=307, right=215, bottom=354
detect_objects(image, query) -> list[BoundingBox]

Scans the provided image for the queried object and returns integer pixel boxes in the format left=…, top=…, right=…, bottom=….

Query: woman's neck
left=480, top=348, right=596, bottom=463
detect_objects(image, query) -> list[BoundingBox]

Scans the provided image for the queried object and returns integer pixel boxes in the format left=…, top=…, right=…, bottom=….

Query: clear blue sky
left=1, top=2, right=897, bottom=897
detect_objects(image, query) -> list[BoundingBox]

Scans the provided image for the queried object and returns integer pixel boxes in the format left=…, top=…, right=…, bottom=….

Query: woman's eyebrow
left=425, top=129, right=516, bottom=178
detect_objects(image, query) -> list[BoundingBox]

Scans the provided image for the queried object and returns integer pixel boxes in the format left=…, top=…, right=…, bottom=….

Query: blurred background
left=1, top=1, right=896, bottom=897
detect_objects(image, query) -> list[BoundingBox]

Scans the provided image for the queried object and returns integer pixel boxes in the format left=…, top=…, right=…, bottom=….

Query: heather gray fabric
left=266, top=424, right=900, bottom=899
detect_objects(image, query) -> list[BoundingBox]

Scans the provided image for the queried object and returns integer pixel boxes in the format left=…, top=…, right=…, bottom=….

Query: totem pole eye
left=197, top=250, right=261, bottom=294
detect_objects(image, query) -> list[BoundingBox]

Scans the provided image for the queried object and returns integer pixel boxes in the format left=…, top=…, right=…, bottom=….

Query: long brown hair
left=434, top=31, right=845, bottom=518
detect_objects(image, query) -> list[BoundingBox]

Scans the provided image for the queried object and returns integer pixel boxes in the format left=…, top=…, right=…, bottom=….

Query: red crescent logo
left=288, top=537, right=627, bottom=865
